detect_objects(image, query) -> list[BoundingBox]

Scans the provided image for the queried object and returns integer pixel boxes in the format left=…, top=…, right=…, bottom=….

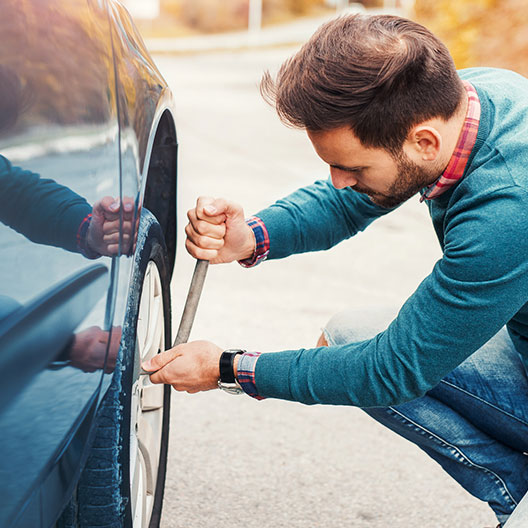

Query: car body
left=0, top=1, right=177, bottom=526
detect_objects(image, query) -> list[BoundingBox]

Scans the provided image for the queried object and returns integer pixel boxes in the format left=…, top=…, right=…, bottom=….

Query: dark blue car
left=0, top=1, right=177, bottom=526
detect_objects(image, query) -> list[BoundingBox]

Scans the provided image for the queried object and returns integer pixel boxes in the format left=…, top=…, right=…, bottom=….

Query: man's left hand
left=142, top=340, right=223, bottom=393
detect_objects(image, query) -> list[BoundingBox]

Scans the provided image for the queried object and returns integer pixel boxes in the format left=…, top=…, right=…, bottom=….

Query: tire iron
left=139, top=259, right=209, bottom=376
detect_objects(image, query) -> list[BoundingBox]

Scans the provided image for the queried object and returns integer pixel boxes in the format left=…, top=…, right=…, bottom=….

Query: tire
left=59, top=211, right=172, bottom=528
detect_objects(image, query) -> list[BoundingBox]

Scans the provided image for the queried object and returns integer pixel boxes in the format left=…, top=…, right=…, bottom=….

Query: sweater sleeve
left=253, top=184, right=528, bottom=407
left=0, top=155, right=92, bottom=253
left=255, top=178, right=395, bottom=260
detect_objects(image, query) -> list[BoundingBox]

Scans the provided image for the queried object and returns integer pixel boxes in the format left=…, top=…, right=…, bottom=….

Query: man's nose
left=330, top=167, right=356, bottom=190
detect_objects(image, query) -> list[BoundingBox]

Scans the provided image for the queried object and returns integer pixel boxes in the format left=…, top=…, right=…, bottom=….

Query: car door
left=0, top=1, right=122, bottom=526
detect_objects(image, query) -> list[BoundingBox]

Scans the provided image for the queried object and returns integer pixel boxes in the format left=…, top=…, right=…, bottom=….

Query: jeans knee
left=323, top=306, right=399, bottom=346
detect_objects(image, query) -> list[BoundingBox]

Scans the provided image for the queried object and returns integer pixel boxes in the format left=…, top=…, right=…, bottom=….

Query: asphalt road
left=154, top=48, right=497, bottom=528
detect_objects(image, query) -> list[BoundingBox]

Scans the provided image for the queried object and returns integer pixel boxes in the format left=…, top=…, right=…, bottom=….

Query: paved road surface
left=154, top=48, right=497, bottom=528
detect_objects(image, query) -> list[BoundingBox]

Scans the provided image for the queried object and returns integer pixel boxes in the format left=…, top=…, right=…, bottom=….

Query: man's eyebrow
left=330, top=164, right=367, bottom=172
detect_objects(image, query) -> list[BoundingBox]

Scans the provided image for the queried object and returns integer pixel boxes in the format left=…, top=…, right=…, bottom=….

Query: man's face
left=307, top=126, right=441, bottom=208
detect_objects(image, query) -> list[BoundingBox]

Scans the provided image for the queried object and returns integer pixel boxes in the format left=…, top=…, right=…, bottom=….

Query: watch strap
left=219, top=349, right=244, bottom=384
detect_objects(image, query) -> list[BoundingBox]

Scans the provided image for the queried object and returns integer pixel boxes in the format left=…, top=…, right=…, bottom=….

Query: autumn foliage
left=415, top=0, right=528, bottom=76
left=161, top=0, right=327, bottom=33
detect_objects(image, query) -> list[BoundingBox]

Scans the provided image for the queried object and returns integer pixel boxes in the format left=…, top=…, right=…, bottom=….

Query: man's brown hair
left=261, top=14, right=465, bottom=153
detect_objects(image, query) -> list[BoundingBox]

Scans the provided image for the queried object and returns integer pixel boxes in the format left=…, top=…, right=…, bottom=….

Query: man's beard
left=357, top=151, right=440, bottom=209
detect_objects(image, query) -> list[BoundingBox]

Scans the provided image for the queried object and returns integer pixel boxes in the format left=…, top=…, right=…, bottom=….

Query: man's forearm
left=254, top=178, right=392, bottom=260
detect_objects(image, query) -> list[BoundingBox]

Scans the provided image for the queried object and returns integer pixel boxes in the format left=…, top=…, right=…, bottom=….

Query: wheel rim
left=130, top=261, right=166, bottom=528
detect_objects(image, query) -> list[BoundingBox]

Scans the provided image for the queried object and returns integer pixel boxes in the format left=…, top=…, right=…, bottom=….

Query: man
left=142, top=14, right=528, bottom=526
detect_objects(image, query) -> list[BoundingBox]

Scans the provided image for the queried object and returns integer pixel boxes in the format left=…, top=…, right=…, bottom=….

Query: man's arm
left=0, top=155, right=91, bottom=252
left=255, top=177, right=395, bottom=260
left=253, top=184, right=528, bottom=407
left=185, top=178, right=395, bottom=265
left=0, top=155, right=135, bottom=257
left=147, top=183, right=528, bottom=407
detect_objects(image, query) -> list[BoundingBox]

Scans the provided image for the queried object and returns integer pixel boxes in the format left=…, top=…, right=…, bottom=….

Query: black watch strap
left=219, top=349, right=244, bottom=384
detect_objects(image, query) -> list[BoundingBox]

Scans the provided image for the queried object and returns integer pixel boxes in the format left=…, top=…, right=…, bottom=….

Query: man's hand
left=185, top=197, right=255, bottom=264
left=69, top=326, right=121, bottom=373
left=142, top=340, right=223, bottom=393
left=86, top=196, right=138, bottom=257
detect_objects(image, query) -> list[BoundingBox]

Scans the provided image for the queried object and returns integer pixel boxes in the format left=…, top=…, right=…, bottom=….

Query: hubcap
left=130, top=261, right=165, bottom=527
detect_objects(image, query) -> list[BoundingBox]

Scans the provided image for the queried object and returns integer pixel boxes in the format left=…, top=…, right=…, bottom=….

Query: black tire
left=59, top=211, right=171, bottom=528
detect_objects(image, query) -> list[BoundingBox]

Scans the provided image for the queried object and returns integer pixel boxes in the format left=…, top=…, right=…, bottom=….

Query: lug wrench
left=139, top=259, right=209, bottom=376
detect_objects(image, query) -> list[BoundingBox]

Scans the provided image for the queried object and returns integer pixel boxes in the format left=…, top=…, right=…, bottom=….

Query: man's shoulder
left=460, top=146, right=528, bottom=199
left=459, top=68, right=528, bottom=190
left=458, top=67, right=528, bottom=113
left=458, top=67, right=528, bottom=86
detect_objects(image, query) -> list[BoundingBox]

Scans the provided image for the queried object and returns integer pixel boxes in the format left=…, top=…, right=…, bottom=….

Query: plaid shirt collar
left=420, top=81, right=481, bottom=202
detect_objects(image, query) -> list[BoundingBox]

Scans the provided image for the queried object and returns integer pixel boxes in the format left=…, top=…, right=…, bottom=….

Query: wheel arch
left=140, top=95, right=178, bottom=280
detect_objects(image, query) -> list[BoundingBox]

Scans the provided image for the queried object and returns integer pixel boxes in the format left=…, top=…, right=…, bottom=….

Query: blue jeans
left=323, top=308, right=528, bottom=525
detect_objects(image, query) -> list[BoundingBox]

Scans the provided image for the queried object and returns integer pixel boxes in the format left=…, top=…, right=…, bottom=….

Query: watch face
left=218, top=380, right=244, bottom=395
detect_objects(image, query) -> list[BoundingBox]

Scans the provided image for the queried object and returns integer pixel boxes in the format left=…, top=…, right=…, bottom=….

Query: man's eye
left=347, top=168, right=362, bottom=176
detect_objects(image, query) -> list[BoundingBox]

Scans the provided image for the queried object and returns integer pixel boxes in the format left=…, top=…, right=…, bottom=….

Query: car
left=0, top=1, right=178, bottom=526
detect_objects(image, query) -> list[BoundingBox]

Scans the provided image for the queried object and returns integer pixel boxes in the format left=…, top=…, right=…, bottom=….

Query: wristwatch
left=218, top=349, right=245, bottom=395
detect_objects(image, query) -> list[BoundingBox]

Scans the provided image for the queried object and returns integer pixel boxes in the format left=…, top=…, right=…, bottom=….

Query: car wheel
left=58, top=211, right=171, bottom=528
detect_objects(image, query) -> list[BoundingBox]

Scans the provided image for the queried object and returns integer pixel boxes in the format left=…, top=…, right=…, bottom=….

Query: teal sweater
left=254, top=67, right=528, bottom=408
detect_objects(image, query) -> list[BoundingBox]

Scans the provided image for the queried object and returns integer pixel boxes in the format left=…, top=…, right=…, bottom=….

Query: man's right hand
left=185, top=197, right=255, bottom=264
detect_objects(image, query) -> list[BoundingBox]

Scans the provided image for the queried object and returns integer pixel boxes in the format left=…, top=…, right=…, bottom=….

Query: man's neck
left=437, top=91, right=470, bottom=172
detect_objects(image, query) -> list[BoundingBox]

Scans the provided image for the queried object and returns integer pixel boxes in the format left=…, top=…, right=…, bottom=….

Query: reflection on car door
left=0, top=0, right=122, bottom=526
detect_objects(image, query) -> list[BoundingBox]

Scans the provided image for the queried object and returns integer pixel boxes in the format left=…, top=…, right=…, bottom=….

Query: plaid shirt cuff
left=237, top=352, right=265, bottom=400
left=76, top=214, right=101, bottom=259
left=238, top=216, right=270, bottom=268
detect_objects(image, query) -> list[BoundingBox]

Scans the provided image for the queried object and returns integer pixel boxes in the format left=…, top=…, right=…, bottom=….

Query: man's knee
left=321, top=306, right=399, bottom=347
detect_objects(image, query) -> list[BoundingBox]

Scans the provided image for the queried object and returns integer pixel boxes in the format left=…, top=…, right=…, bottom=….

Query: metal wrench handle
left=140, top=259, right=209, bottom=375
left=173, top=259, right=209, bottom=347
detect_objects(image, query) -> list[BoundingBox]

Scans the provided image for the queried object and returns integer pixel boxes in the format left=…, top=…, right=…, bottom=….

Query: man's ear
left=407, top=126, right=442, bottom=162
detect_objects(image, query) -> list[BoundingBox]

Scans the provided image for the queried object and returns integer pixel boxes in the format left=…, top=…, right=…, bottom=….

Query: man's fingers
left=185, top=214, right=226, bottom=239
left=185, top=223, right=225, bottom=250
left=187, top=205, right=225, bottom=228
left=142, top=347, right=182, bottom=380
left=94, top=196, right=121, bottom=217
left=102, top=219, right=120, bottom=234
left=93, top=196, right=118, bottom=215
left=103, top=232, right=130, bottom=244
left=95, top=196, right=136, bottom=220
left=185, top=238, right=219, bottom=261
left=194, top=196, right=233, bottom=224
left=198, top=197, right=243, bottom=221
left=122, top=197, right=135, bottom=216
left=105, top=244, right=119, bottom=255
left=150, top=360, right=184, bottom=386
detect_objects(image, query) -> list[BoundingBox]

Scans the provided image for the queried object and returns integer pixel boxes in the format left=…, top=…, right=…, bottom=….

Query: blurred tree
left=161, top=0, right=327, bottom=33
left=415, top=0, right=528, bottom=76
left=160, top=0, right=180, bottom=18
left=0, top=0, right=117, bottom=131
left=177, top=0, right=249, bottom=33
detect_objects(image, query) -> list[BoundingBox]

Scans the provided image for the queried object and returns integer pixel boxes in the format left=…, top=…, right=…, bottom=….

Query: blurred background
left=123, top=0, right=528, bottom=74
left=117, top=2, right=527, bottom=527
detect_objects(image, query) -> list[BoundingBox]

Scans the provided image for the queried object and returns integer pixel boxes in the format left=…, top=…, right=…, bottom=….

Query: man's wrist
left=240, top=226, right=256, bottom=261
left=233, top=354, right=240, bottom=379
left=77, top=214, right=101, bottom=259
left=218, top=350, right=244, bottom=394
left=238, top=216, right=270, bottom=268
left=235, top=351, right=265, bottom=400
